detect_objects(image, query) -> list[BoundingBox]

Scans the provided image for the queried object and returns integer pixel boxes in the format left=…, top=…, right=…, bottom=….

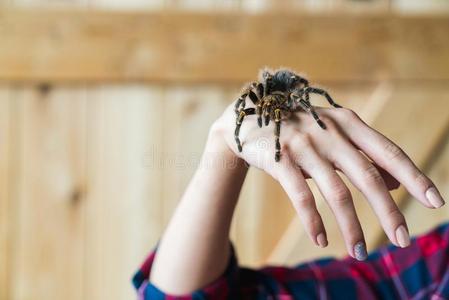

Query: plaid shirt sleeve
left=133, top=221, right=449, bottom=300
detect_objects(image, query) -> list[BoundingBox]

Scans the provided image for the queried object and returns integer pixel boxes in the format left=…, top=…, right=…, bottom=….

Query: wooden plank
left=13, top=0, right=88, bottom=6
left=90, top=0, right=163, bottom=10
left=250, top=172, right=296, bottom=265
left=151, top=84, right=296, bottom=267
left=84, top=86, right=166, bottom=300
left=240, top=0, right=270, bottom=12
left=1, top=10, right=449, bottom=83
left=167, top=0, right=242, bottom=10
left=232, top=168, right=260, bottom=266
left=82, top=1, right=167, bottom=298
left=0, top=88, right=11, bottom=300
left=9, top=88, right=86, bottom=300
left=252, top=0, right=390, bottom=13
left=392, top=0, right=449, bottom=13
left=232, top=168, right=297, bottom=267
left=334, top=0, right=391, bottom=12
left=268, top=83, right=449, bottom=265
left=160, top=86, right=229, bottom=227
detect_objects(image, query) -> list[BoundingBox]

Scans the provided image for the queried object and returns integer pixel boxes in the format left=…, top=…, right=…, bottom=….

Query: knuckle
left=291, top=152, right=306, bottom=167
left=342, top=226, right=364, bottom=245
left=291, top=132, right=311, bottom=149
left=329, top=183, right=351, bottom=205
left=319, top=115, right=333, bottom=125
left=309, top=215, right=322, bottom=227
left=289, top=135, right=312, bottom=166
left=363, top=164, right=384, bottom=184
left=383, top=141, right=406, bottom=161
left=319, top=116, right=338, bottom=131
left=338, top=108, right=359, bottom=121
left=385, top=206, right=405, bottom=226
left=279, top=142, right=291, bottom=156
left=307, top=216, right=323, bottom=233
left=289, top=137, right=301, bottom=150
left=346, top=226, right=363, bottom=240
left=295, top=191, right=313, bottom=207
left=413, top=171, right=432, bottom=190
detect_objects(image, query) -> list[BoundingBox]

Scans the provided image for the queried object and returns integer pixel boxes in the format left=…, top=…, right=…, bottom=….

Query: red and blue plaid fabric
left=133, top=221, right=449, bottom=299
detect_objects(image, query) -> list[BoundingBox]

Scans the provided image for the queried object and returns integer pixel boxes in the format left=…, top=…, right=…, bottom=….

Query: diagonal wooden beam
left=268, top=83, right=449, bottom=265
left=0, top=89, right=11, bottom=300
left=1, top=9, right=449, bottom=84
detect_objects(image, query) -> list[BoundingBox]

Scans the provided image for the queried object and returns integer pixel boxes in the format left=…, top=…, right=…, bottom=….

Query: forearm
left=149, top=124, right=248, bottom=294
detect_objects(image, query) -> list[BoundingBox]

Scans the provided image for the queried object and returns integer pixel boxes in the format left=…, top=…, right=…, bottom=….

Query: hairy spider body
left=234, top=68, right=342, bottom=162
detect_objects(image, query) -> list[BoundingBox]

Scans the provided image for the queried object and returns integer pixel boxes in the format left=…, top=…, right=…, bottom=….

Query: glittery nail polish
left=354, top=241, right=367, bottom=261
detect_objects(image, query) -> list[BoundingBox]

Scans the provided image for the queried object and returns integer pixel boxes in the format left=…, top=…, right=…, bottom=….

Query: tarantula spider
left=234, top=68, right=342, bottom=162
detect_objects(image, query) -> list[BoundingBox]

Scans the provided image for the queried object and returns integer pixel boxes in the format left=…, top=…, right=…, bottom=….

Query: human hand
left=211, top=101, right=445, bottom=261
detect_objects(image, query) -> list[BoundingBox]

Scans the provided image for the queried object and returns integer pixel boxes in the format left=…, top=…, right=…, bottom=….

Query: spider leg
left=256, top=72, right=273, bottom=127
left=304, top=87, right=342, bottom=108
left=274, top=108, right=282, bottom=162
left=234, top=82, right=261, bottom=115
left=250, top=90, right=264, bottom=129
left=264, top=74, right=273, bottom=96
left=257, top=102, right=263, bottom=128
left=257, top=82, right=264, bottom=98
left=235, top=108, right=256, bottom=152
left=291, top=75, right=310, bottom=102
left=261, top=100, right=271, bottom=126
left=299, top=99, right=326, bottom=129
left=234, top=93, right=248, bottom=114
left=264, top=104, right=272, bottom=126
left=244, top=83, right=263, bottom=128
left=248, top=89, right=259, bottom=105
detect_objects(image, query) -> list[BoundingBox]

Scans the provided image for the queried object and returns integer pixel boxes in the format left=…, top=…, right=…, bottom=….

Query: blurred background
left=1, top=0, right=449, bottom=299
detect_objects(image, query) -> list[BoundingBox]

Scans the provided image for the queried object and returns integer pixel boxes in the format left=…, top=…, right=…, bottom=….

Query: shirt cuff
left=132, top=242, right=239, bottom=299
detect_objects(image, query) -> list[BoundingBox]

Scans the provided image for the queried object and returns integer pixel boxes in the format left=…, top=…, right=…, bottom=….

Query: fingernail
left=316, top=233, right=328, bottom=248
left=426, top=187, right=445, bottom=208
left=353, top=241, right=367, bottom=261
left=395, top=225, right=410, bottom=248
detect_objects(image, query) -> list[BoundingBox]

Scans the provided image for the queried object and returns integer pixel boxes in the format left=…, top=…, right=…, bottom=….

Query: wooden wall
left=1, top=1, right=449, bottom=299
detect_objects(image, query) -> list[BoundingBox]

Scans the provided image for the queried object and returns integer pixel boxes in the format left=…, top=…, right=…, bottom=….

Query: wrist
left=203, top=120, right=247, bottom=173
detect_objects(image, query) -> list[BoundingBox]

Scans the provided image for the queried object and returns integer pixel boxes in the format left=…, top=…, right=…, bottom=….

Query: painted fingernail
left=353, top=241, right=367, bottom=261
left=426, top=187, right=445, bottom=208
left=316, top=233, right=328, bottom=248
left=395, top=225, right=410, bottom=248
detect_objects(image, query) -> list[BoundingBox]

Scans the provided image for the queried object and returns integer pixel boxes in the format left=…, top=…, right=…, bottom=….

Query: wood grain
left=256, top=0, right=391, bottom=13
left=0, top=3, right=448, bottom=298
left=232, top=168, right=297, bottom=267
left=160, top=86, right=229, bottom=227
left=84, top=86, right=167, bottom=300
left=9, top=88, right=86, bottom=300
left=1, top=10, right=449, bottom=83
left=0, top=88, right=11, bottom=300
left=392, top=0, right=449, bottom=13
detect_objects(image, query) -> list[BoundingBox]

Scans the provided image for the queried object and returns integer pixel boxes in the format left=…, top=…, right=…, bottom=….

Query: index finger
left=329, top=108, right=445, bottom=209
